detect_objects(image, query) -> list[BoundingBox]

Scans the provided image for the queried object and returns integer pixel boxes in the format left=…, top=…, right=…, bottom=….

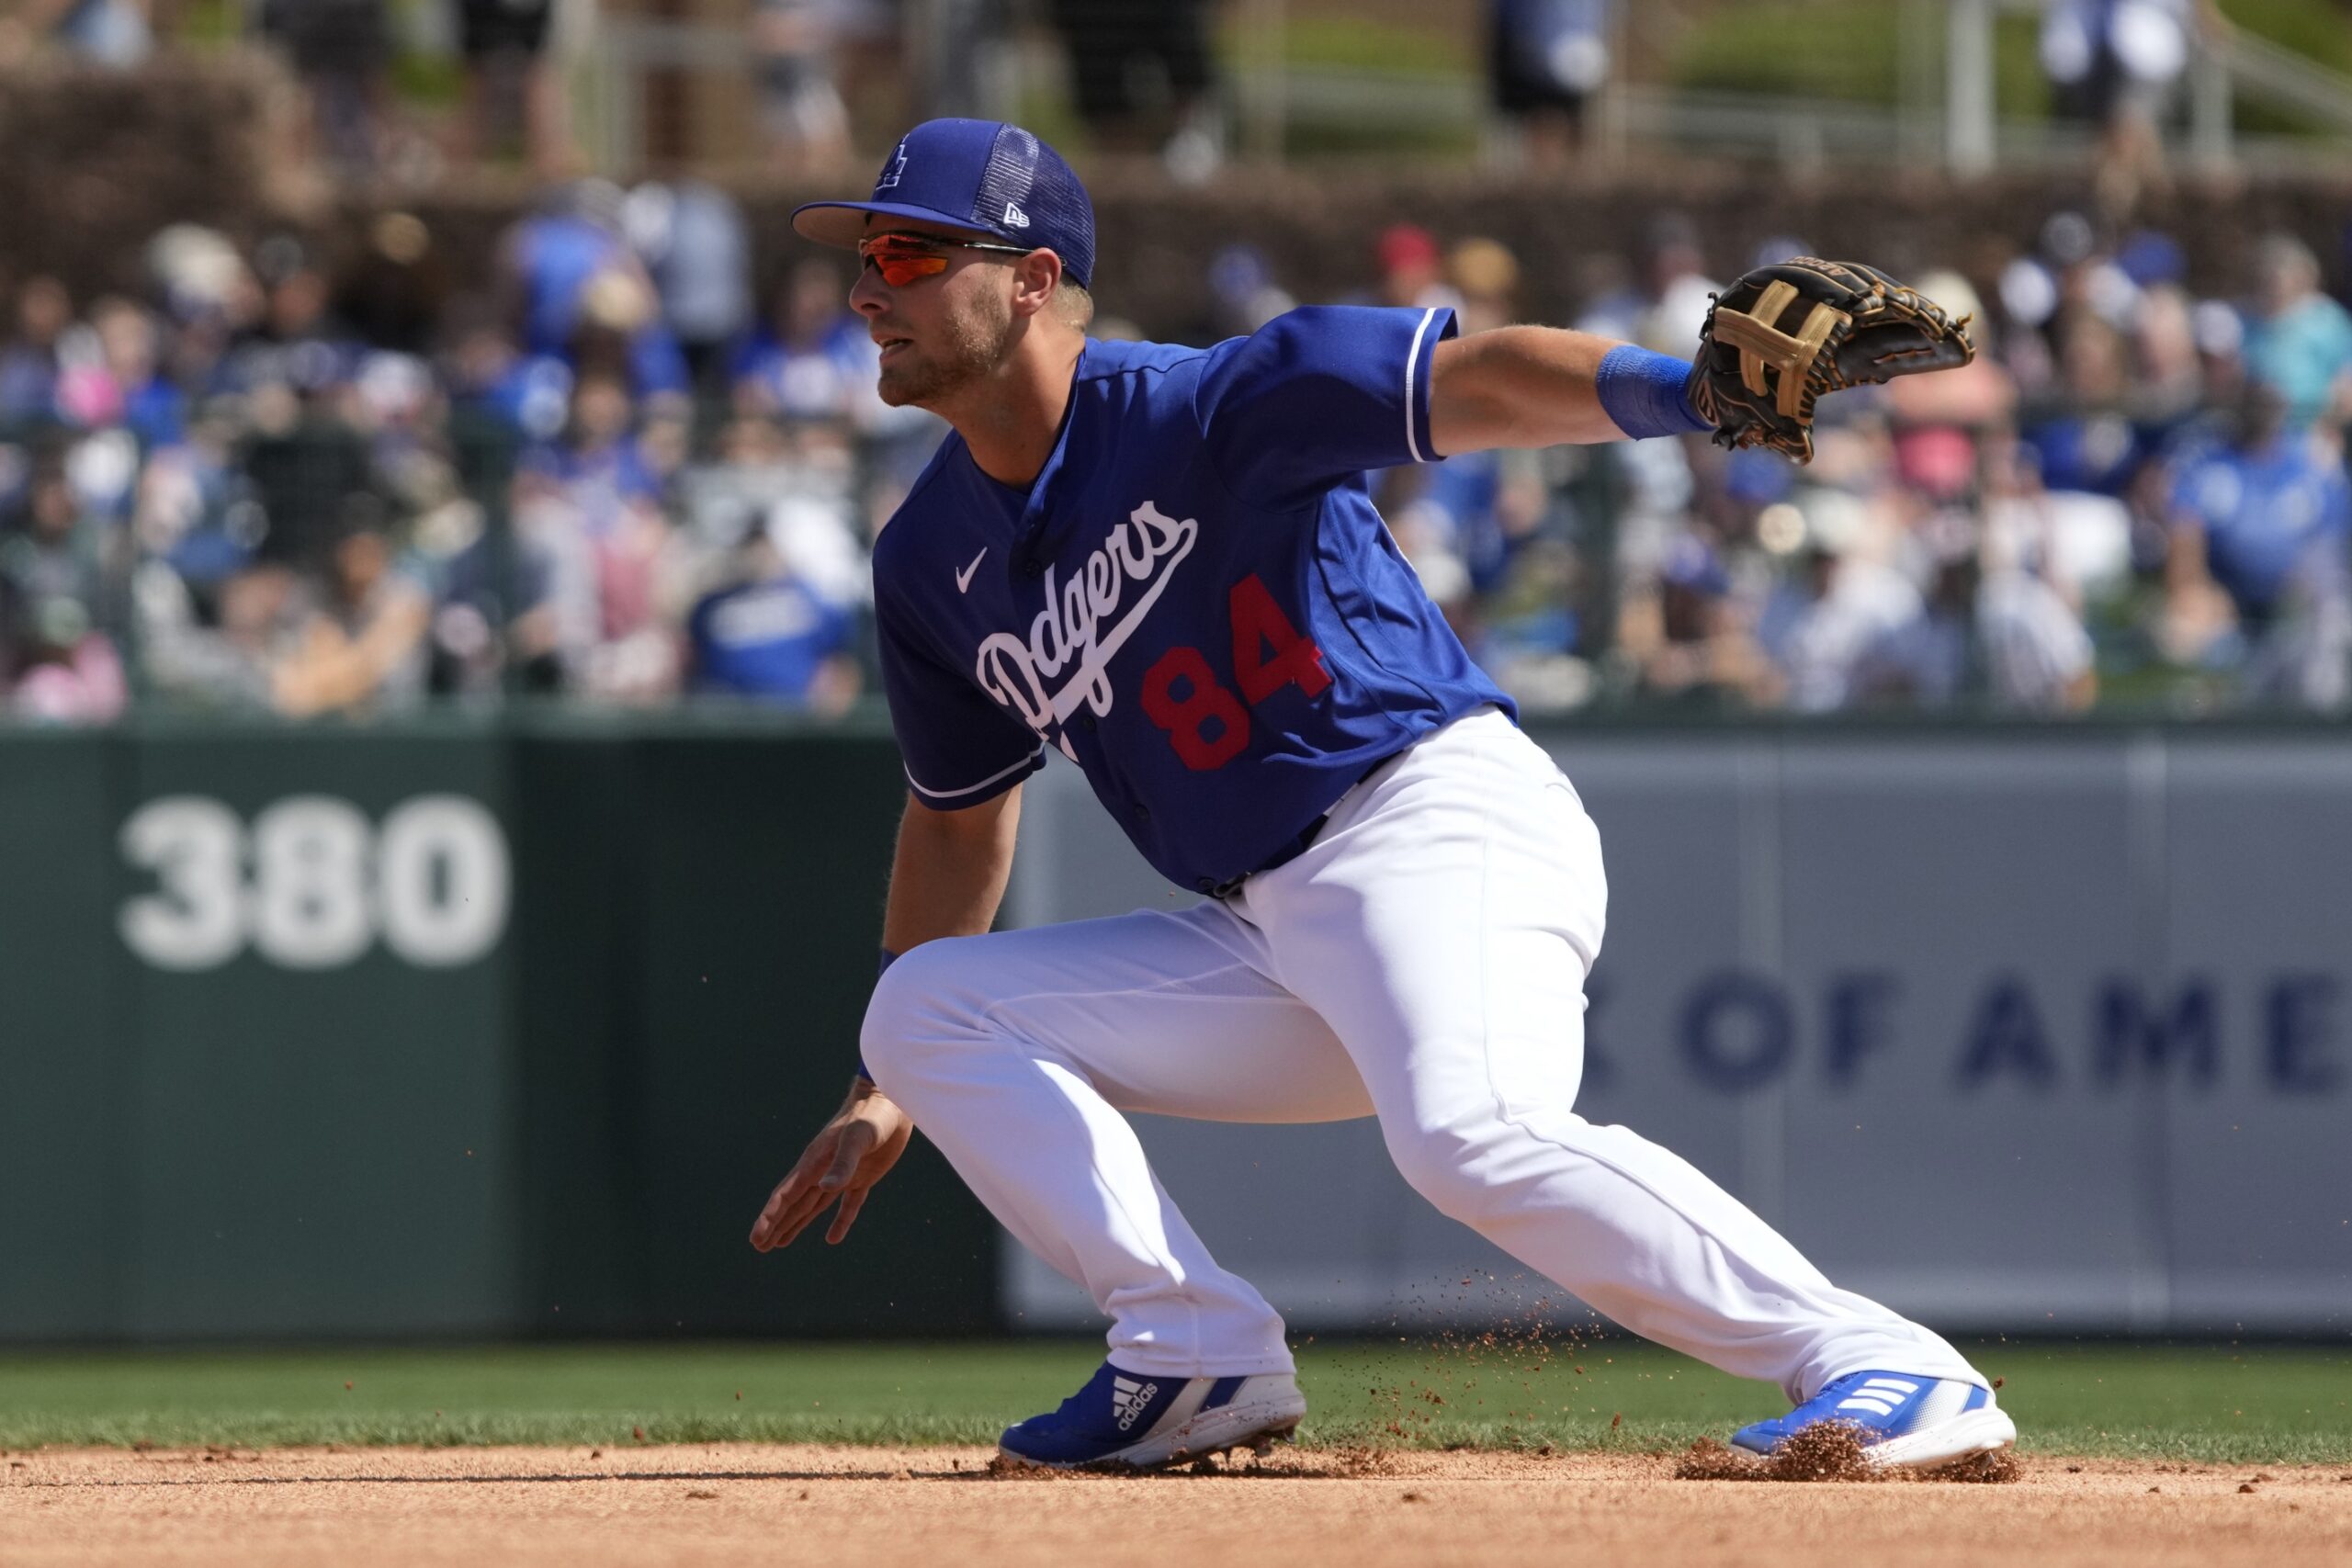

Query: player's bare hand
left=749, top=1081, right=913, bottom=1251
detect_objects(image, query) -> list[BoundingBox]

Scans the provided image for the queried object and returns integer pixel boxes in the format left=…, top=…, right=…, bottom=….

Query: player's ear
left=1009, top=249, right=1065, bottom=321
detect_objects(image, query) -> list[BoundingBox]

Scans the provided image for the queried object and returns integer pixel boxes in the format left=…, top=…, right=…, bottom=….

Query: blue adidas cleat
left=996, top=1359, right=1307, bottom=1471
left=1732, top=1371, right=2018, bottom=1470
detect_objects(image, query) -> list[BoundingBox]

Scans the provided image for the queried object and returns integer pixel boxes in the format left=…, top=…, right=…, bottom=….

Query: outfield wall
left=5, top=718, right=2348, bottom=1344
left=0, top=714, right=995, bottom=1346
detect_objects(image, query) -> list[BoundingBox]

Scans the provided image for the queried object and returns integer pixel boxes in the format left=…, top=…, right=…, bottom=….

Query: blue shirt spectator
left=732, top=259, right=873, bottom=423
left=688, top=552, right=856, bottom=704
left=2171, top=424, right=2351, bottom=616
left=503, top=187, right=692, bottom=400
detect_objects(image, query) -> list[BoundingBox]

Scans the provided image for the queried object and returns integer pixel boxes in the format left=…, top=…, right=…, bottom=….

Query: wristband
left=857, top=948, right=899, bottom=1084
left=1595, top=344, right=1711, bottom=441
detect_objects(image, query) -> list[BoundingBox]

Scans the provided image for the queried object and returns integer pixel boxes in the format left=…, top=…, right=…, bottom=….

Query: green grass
left=3, top=1338, right=2349, bottom=1463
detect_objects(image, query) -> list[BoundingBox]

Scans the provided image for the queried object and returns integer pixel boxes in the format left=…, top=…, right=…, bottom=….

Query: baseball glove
left=1685, top=258, right=1974, bottom=464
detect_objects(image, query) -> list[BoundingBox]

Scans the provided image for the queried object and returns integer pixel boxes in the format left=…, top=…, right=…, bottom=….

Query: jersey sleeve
left=1193, top=305, right=1459, bottom=511
left=875, top=586, right=1046, bottom=808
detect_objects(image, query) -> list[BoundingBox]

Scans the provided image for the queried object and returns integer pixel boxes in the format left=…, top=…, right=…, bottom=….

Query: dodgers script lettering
left=975, top=500, right=1199, bottom=731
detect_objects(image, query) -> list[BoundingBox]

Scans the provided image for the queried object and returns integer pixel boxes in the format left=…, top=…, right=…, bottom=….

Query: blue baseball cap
left=792, top=118, right=1096, bottom=289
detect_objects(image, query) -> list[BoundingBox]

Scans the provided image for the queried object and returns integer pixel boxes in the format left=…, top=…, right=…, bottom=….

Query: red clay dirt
left=6, top=1442, right=2349, bottom=1568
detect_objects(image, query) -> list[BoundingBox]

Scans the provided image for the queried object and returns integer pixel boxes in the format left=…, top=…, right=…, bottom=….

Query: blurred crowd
left=0, top=179, right=950, bottom=721
left=1333, top=210, right=2352, bottom=717
left=2, top=185, right=2347, bottom=726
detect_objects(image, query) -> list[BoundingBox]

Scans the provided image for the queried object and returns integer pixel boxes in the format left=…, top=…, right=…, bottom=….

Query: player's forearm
left=1429, top=327, right=1703, bottom=456
left=880, top=787, right=1023, bottom=955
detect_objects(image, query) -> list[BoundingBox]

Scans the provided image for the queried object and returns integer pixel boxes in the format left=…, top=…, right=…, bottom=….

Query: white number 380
left=119, top=795, right=511, bottom=972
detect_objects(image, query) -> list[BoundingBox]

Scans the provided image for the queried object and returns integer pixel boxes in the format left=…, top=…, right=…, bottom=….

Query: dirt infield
left=7, top=1443, right=2351, bottom=1568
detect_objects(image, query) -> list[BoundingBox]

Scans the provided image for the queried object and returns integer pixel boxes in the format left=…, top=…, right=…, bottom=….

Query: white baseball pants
left=861, top=708, right=1981, bottom=1403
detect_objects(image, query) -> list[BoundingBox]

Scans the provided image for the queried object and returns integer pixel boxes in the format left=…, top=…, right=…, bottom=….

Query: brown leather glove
left=1686, top=258, right=1975, bottom=464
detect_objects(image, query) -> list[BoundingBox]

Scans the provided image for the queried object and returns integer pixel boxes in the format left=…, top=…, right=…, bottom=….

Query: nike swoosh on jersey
left=956, top=548, right=988, bottom=593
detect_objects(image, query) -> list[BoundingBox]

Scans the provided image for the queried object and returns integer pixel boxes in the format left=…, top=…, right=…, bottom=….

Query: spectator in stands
left=686, top=528, right=860, bottom=711
left=87, top=298, right=186, bottom=449
left=2038, top=0, right=2204, bottom=218
left=626, top=179, right=752, bottom=400
left=1, top=457, right=127, bottom=720
left=344, top=213, right=453, bottom=358
left=1450, top=237, right=1521, bottom=337
left=2241, top=234, right=2352, bottom=434
left=2021, top=310, right=2142, bottom=498
left=444, top=305, right=570, bottom=440
left=234, top=361, right=382, bottom=564
left=0, top=276, right=73, bottom=423
left=733, top=258, right=874, bottom=423
left=2165, top=382, right=2352, bottom=708
left=1373, top=225, right=1462, bottom=315
left=143, top=225, right=261, bottom=402
left=521, top=370, right=662, bottom=536
left=1049, top=0, right=1222, bottom=176
left=220, top=241, right=363, bottom=400
left=515, top=370, right=679, bottom=700
left=1757, top=490, right=1922, bottom=713
left=256, top=0, right=395, bottom=179
left=268, top=502, right=433, bottom=716
left=0, top=0, right=152, bottom=68
left=1202, top=244, right=1295, bottom=341
left=3, top=457, right=116, bottom=629
left=132, top=549, right=288, bottom=709
left=1635, top=215, right=1721, bottom=355
left=754, top=0, right=853, bottom=175
left=454, top=0, right=571, bottom=175
left=2129, top=281, right=2207, bottom=438
left=501, top=182, right=691, bottom=404
left=1487, top=0, right=1613, bottom=171
left=1859, top=513, right=2098, bottom=714
left=11, top=592, right=128, bottom=720
left=1618, top=532, right=1776, bottom=711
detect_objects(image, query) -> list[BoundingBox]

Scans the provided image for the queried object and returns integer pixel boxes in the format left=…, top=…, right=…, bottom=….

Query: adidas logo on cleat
left=1110, top=1375, right=1158, bottom=1431
left=1835, top=1376, right=1921, bottom=1418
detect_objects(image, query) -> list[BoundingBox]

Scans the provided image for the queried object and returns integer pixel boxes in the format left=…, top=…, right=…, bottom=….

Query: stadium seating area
left=1, top=176, right=2346, bottom=723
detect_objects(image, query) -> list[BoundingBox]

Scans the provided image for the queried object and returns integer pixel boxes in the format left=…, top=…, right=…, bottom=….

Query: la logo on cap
left=876, top=139, right=910, bottom=191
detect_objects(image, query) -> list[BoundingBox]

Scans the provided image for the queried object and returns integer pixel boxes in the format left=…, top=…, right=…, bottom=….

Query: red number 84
left=1139, top=574, right=1330, bottom=770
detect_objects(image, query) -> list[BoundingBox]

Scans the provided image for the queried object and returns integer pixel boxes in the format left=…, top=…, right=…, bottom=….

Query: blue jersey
left=2171, top=437, right=2352, bottom=614
left=689, top=576, right=854, bottom=701
left=871, top=305, right=1515, bottom=893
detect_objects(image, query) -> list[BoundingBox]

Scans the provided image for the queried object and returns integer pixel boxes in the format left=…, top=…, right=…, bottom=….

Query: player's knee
left=1383, top=1114, right=1510, bottom=1223
left=1383, top=1123, right=1496, bottom=1222
left=857, top=938, right=987, bottom=1087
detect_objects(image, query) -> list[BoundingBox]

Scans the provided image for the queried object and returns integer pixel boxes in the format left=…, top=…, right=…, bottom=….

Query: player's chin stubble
left=876, top=291, right=1016, bottom=409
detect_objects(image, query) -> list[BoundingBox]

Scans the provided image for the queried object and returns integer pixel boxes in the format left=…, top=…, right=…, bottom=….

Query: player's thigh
left=868, top=902, right=1374, bottom=1124
left=1240, top=715, right=1604, bottom=1132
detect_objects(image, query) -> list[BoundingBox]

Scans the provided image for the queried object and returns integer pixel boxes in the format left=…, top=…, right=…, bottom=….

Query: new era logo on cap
left=788, top=118, right=1096, bottom=288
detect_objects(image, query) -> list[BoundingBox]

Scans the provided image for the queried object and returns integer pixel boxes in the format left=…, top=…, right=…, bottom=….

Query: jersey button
left=1129, top=803, right=1149, bottom=822
left=1194, top=877, right=1216, bottom=894
left=1080, top=715, right=1098, bottom=732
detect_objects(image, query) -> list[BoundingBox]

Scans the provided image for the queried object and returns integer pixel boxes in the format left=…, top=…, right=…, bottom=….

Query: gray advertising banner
left=1000, top=728, right=2352, bottom=1337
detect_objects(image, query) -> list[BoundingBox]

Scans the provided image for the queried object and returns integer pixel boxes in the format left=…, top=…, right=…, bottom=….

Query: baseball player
left=749, top=118, right=2014, bottom=1472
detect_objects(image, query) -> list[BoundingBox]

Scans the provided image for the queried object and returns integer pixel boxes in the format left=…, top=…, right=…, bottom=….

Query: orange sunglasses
left=857, top=231, right=1037, bottom=288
